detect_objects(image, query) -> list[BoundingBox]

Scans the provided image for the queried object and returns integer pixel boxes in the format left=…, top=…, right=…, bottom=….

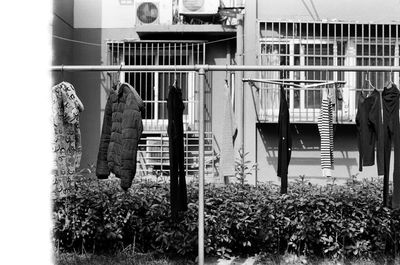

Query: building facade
left=53, top=0, right=400, bottom=185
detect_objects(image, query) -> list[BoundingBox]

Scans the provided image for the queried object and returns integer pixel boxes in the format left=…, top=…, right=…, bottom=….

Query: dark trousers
left=167, top=85, right=188, bottom=219
left=169, top=133, right=187, bottom=219
left=382, top=86, right=400, bottom=209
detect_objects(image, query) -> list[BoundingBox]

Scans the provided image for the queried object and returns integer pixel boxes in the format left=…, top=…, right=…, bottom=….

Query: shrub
left=53, top=174, right=400, bottom=260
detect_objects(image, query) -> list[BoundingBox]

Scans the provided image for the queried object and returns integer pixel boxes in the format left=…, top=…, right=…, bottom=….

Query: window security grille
left=259, top=21, right=400, bottom=123
left=107, top=41, right=215, bottom=178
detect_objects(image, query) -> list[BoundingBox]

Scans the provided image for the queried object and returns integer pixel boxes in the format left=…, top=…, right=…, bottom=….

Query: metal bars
left=259, top=21, right=400, bottom=123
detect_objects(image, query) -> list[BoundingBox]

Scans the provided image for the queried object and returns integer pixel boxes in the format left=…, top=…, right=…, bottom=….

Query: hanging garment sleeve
left=376, top=90, right=385, bottom=176
left=220, top=82, right=238, bottom=179
left=392, top=85, right=400, bottom=209
left=61, top=82, right=83, bottom=124
left=355, top=95, right=364, bottom=172
left=96, top=93, right=114, bottom=179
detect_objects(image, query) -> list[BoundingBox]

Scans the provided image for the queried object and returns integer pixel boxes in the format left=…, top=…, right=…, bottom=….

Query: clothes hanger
left=113, top=64, right=123, bottom=91
left=173, top=65, right=177, bottom=87
left=364, top=71, right=375, bottom=96
left=225, top=64, right=229, bottom=85
left=385, top=68, right=394, bottom=89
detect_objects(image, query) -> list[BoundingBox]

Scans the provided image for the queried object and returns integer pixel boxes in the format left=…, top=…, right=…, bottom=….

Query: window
left=107, top=41, right=205, bottom=132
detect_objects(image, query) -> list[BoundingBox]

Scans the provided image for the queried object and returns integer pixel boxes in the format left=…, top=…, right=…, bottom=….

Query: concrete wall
left=52, top=0, right=74, bottom=83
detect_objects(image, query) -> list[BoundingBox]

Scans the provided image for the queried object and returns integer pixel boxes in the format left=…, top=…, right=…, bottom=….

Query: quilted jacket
left=96, top=83, right=144, bottom=190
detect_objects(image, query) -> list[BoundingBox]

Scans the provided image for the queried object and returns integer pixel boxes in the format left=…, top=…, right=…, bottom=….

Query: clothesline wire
left=300, top=0, right=316, bottom=21
left=53, top=35, right=103, bottom=47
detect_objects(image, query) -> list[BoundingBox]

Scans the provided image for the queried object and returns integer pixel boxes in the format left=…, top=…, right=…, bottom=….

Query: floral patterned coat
left=52, top=82, right=84, bottom=177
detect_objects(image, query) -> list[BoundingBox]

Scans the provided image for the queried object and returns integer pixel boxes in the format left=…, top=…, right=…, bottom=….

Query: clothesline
left=243, top=78, right=346, bottom=89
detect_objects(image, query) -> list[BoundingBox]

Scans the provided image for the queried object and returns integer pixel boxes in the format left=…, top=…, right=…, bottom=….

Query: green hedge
left=53, top=175, right=400, bottom=259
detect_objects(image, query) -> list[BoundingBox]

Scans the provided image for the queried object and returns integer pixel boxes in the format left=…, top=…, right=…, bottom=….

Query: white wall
left=74, top=0, right=134, bottom=28
left=102, top=0, right=135, bottom=28
left=74, top=0, right=173, bottom=28
left=74, top=0, right=102, bottom=28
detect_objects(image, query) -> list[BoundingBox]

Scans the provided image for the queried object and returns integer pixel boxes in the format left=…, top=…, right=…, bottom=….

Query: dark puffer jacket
left=96, top=83, right=144, bottom=190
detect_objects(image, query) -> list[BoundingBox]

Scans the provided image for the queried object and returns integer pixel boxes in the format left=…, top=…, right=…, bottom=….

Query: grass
left=54, top=252, right=400, bottom=265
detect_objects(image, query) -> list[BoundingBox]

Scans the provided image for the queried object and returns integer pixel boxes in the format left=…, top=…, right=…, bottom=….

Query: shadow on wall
left=257, top=123, right=359, bottom=179
left=70, top=28, right=103, bottom=169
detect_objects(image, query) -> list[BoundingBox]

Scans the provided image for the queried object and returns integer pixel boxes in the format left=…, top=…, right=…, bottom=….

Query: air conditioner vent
left=135, top=0, right=172, bottom=25
left=137, top=2, right=159, bottom=24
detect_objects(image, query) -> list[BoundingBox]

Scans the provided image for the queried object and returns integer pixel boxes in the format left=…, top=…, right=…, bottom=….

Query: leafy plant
left=234, top=148, right=257, bottom=185
left=53, top=173, right=400, bottom=260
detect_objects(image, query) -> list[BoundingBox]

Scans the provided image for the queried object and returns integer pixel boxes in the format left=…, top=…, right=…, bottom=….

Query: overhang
left=135, top=24, right=236, bottom=39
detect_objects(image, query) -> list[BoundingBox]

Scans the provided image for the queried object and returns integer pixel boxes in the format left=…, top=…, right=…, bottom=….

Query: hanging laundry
left=277, top=86, right=291, bottom=194
left=220, top=81, right=238, bottom=183
left=318, top=90, right=334, bottom=177
left=355, top=89, right=384, bottom=175
left=96, top=83, right=144, bottom=191
left=52, top=82, right=84, bottom=195
left=382, top=84, right=400, bottom=209
left=356, top=93, right=368, bottom=172
left=167, top=85, right=188, bottom=219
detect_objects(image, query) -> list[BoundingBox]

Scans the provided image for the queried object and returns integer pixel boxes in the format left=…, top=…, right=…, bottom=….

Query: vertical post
left=198, top=67, right=206, bottom=265
left=236, top=13, right=244, bottom=175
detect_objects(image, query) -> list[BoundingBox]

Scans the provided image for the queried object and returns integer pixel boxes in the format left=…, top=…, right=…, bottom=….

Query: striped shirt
left=318, top=97, right=334, bottom=177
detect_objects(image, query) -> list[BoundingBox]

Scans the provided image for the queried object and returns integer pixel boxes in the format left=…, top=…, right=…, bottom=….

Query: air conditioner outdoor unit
left=135, top=0, right=172, bottom=25
left=179, top=0, right=219, bottom=15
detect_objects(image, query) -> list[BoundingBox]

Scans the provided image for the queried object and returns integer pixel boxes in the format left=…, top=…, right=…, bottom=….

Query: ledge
left=135, top=24, right=236, bottom=39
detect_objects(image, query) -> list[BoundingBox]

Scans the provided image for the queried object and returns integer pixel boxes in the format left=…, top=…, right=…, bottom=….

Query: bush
left=53, top=174, right=400, bottom=260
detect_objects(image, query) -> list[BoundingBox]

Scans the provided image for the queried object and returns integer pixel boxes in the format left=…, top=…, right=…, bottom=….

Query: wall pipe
left=51, top=64, right=400, bottom=265
left=52, top=65, right=400, bottom=72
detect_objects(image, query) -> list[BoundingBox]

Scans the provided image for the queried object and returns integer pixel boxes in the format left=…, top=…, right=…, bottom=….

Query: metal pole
left=198, top=67, right=205, bottom=265
left=51, top=65, right=400, bottom=72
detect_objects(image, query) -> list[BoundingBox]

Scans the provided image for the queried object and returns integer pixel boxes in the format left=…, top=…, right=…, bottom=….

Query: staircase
left=137, top=132, right=215, bottom=177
